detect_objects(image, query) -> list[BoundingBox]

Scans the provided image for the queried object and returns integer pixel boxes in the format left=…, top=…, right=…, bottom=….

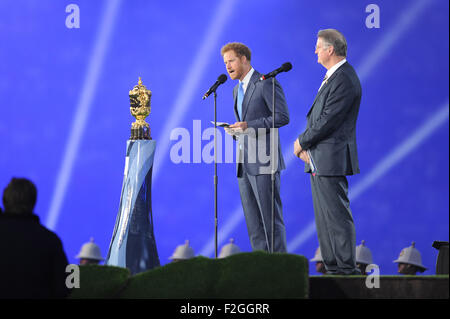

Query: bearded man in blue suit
left=221, top=42, right=290, bottom=252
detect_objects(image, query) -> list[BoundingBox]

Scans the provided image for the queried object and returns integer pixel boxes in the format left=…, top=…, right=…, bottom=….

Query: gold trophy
left=129, top=77, right=152, bottom=140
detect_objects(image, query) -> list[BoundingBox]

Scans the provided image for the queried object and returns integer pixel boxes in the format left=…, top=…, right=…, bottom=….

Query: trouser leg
left=238, top=170, right=287, bottom=252
left=310, top=174, right=356, bottom=273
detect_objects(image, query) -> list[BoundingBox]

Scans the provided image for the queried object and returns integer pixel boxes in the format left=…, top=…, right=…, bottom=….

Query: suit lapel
left=306, top=64, right=346, bottom=117
left=306, top=84, right=327, bottom=117
left=241, top=71, right=259, bottom=120
left=233, top=85, right=240, bottom=120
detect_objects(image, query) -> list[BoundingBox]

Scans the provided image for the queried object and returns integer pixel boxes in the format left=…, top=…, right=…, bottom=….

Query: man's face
left=79, top=258, right=100, bottom=265
left=398, top=263, right=417, bottom=275
left=315, top=261, right=326, bottom=274
left=357, top=263, right=367, bottom=275
left=223, top=50, right=247, bottom=81
left=315, top=38, right=332, bottom=67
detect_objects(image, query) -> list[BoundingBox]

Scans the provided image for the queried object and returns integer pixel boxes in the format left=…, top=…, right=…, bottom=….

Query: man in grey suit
left=221, top=42, right=290, bottom=252
left=294, top=29, right=362, bottom=275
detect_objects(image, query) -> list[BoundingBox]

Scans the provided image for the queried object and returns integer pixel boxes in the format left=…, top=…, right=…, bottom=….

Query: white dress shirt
left=318, top=58, right=347, bottom=91
left=239, top=67, right=255, bottom=94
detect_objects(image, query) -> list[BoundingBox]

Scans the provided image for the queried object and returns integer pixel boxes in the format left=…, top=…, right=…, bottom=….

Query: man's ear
left=328, top=45, right=335, bottom=56
left=240, top=55, right=249, bottom=65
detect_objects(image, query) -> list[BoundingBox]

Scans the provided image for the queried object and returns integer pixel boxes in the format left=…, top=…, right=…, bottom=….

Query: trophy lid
left=129, top=76, right=151, bottom=108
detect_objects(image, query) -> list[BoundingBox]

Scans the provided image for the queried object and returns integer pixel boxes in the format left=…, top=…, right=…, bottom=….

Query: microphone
left=202, top=74, right=228, bottom=99
left=259, top=62, right=292, bottom=81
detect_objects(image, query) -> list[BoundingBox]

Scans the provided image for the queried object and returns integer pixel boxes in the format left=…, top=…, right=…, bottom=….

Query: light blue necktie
left=237, top=81, right=244, bottom=120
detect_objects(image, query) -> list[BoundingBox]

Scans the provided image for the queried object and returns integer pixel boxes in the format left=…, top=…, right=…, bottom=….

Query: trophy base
left=130, top=126, right=151, bottom=140
left=105, top=140, right=160, bottom=274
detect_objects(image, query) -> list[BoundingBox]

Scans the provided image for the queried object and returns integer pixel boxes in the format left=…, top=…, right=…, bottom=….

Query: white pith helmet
left=310, top=246, right=323, bottom=262
left=219, top=238, right=241, bottom=258
left=75, top=237, right=104, bottom=261
left=169, top=240, right=195, bottom=260
left=356, top=240, right=373, bottom=265
left=393, top=242, right=427, bottom=270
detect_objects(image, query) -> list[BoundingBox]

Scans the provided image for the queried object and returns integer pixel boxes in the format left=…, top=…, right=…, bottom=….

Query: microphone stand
left=271, top=77, right=275, bottom=254
left=213, top=91, right=218, bottom=259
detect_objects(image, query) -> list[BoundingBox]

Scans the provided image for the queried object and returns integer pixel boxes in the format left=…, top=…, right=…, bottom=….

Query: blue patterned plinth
left=105, top=140, right=160, bottom=274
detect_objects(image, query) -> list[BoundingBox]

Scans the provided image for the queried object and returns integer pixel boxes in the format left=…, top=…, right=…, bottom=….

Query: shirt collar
left=326, top=58, right=347, bottom=79
left=239, top=67, right=255, bottom=91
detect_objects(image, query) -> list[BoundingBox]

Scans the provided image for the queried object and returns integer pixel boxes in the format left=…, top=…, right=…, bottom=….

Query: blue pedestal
left=105, top=140, right=160, bottom=274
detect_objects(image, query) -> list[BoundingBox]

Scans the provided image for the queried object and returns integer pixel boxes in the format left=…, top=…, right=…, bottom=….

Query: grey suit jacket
left=233, top=70, right=290, bottom=176
left=298, top=62, right=362, bottom=176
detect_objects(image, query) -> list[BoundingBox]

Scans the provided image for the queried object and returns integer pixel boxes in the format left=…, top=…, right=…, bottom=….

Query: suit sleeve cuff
left=298, top=136, right=307, bottom=151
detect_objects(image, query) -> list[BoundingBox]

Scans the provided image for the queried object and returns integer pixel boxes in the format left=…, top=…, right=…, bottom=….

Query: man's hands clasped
left=294, top=139, right=310, bottom=164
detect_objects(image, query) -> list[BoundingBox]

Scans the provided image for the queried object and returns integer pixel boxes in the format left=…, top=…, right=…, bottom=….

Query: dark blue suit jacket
left=298, top=62, right=362, bottom=176
left=233, top=70, right=290, bottom=176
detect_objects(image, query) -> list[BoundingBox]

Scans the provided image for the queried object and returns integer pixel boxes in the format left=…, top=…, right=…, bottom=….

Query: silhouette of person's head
left=2, top=178, right=37, bottom=215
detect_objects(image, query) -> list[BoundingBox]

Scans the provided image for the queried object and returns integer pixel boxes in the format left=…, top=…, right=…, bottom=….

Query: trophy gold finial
left=129, top=77, right=152, bottom=140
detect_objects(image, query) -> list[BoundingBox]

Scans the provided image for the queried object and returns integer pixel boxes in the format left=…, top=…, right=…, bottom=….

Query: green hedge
left=212, top=252, right=308, bottom=299
left=69, top=252, right=309, bottom=299
left=120, top=256, right=219, bottom=299
left=68, top=265, right=130, bottom=299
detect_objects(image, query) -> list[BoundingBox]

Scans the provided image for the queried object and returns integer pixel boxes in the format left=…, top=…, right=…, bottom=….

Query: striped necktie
left=237, top=81, right=244, bottom=120
left=318, top=74, right=328, bottom=91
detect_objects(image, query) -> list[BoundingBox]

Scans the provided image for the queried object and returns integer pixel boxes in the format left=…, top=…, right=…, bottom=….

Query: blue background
left=0, top=0, right=448, bottom=275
